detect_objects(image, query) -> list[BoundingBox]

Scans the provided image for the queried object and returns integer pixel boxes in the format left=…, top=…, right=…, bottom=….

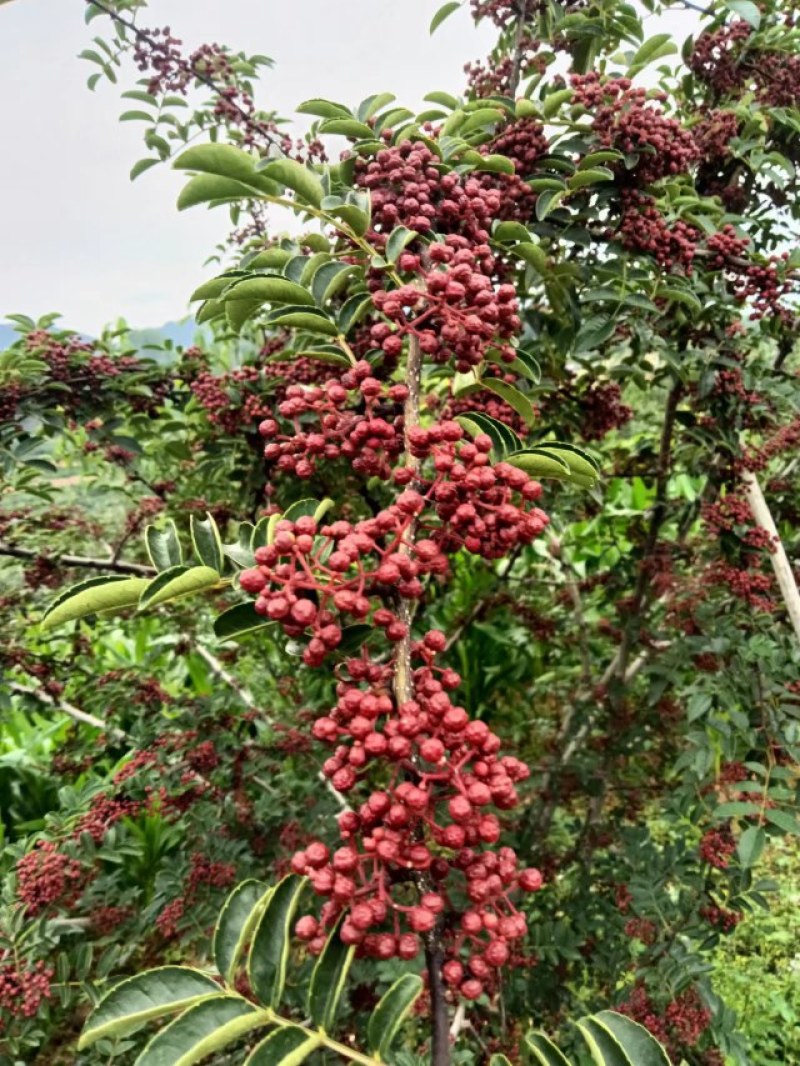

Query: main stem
left=393, top=334, right=451, bottom=1066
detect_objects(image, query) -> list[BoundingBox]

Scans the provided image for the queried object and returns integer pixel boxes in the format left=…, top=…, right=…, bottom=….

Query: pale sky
left=0, top=1, right=695, bottom=335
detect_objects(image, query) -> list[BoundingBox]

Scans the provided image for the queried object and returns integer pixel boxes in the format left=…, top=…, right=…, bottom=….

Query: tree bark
left=742, top=468, right=800, bottom=644
left=425, top=942, right=451, bottom=1066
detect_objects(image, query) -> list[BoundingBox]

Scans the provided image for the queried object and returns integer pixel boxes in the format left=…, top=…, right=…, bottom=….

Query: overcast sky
left=1, top=1, right=695, bottom=334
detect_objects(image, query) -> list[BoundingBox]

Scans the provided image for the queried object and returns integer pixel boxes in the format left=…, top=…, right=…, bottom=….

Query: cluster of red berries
left=258, top=364, right=406, bottom=479
left=356, top=142, right=498, bottom=244
left=617, top=190, right=699, bottom=271
left=187, top=851, right=236, bottom=892
left=190, top=365, right=273, bottom=433
left=240, top=513, right=425, bottom=666
left=700, top=904, right=742, bottom=933
left=698, top=825, right=737, bottom=869
left=701, top=492, right=755, bottom=535
left=0, top=958, right=54, bottom=1021
left=744, top=415, right=800, bottom=473
left=132, top=30, right=281, bottom=153
left=406, top=429, right=548, bottom=558
left=372, top=241, right=520, bottom=373
left=469, top=0, right=540, bottom=28
left=706, top=560, right=774, bottom=612
left=577, top=381, right=633, bottom=441
left=464, top=48, right=543, bottom=97
left=620, top=985, right=714, bottom=1064
left=691, top=18, right=800, bottom=108
left=694, top=108, right=740, bottom=162
left=16, top=841, right=84, bottom=917
left=2, top=331, right=163, bottom=426
left=571, top=74, right=698, bottom=184
left=291, top=640, right=542, bottom=996
left=488, top=117, right=548, bottom=178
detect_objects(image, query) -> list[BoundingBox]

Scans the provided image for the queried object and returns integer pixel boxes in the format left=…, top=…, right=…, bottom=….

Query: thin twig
left=0, top=541, right=154, bottom=576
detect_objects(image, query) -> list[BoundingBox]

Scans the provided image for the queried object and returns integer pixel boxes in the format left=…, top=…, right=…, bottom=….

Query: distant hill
left=0, top=318, right=201, bottom=355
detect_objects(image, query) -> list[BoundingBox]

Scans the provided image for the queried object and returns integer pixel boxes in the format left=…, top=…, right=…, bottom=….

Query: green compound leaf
left=213, top=880, right=271, bottom=986
left=456, top=411, right=522, bottom=460
left=628, top=33, right=677, bottom=75
left=174, top=144, right=279, bottom=203
left=505, top=448, right=572, bottom=480
left=480, top=379, right=536, bottom=428
left=257, top=157, right=325, bottom=208
left=385, top=226, right=418, bottom=263
left=224, top=276, right=315, bottom=307
left=296, top=97, right=352, bottom=119
left=590, top=1012, right=672, bottom=1066
left=268, top=310, right=339, bottom=336
left=577, top=1018, right=629, bottom=1066
left=139, top=566, right=222, bottom=609
left=145, top=520, right=183, bottom=571
left=244, top=1025, right=322, bottom=1066
left=430, top=1, right=461, bottom=34
left=177, top=173, right=278, bottom=210
left=524, top=1031, right=572, bottom=1066
left=78, top=966, right=221, bottom=1049
left=134, top=995, right=267, bottom=1066
left=248, top=875, right=307, bottom=1009
left=282, top=498, right=334, bottom=525
left=214, top=603, right=275, bottom=642
left=312, top=261, right=358, bottom=306
left=307, top=916, right=355, bottom=1031
left=42, top=576, right=151, bottom=630
left=367, top=974, right=423, bottom=1059
left=190, top=513, right=224, bottom=572
left=508, top=443, right=598, bottom=488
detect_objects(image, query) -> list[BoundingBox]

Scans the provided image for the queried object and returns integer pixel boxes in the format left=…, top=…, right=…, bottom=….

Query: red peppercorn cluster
left=238, top=407, right=548, bottom=993
left=469, top=0, right=540, bottom=28
left=258, top=363, right=407, bottom=479
left=700, top=904, right=742, bottom=933
left=691, top=18, right=800, bottom=108
left=487, top=117, right=548, bottom=178
left=372, top=246, right=520, bottom=373
left=0, top=958, right=54, bottom=1021
left=187, top=851, right=237, bottom=892
left=291, top=640, right=542, bottom=996
left=706, top=560, right=774, bottom=612
left=190, top=366, right=273, bottom=433
left=16, top=841, right=84, bottom=917
left=694, top=108, right=739, bottom=163
left=624, top=917, right=657, bottom=944
left=131, top=29, right=282, bottom=153
left=616, top=190, right=699, bottom=271
left=406, top=429, right=548, bottom=558
left=571, top=74, right=699, bottom=184
left=75, top=794, right=142, bottom=844
left=698, top=824, right=737, bottom=869
left=619, top=985, right=714, bottom=1064
left=356, top=141, right=504, bottom=246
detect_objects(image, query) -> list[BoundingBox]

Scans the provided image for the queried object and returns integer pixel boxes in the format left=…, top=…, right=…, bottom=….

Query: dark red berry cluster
left=16, top=841, right=84, bottom=917
left=372, top=246, right=520, bottom=373
left=291, top=636, right=542, bottom=996
left=698, top=824, right=737, bottom=869
left=571, top=74, right=699, bottom=184
left=0, top=958, right=54, bottom=1021
left=259, top=363, right=406, bottom=479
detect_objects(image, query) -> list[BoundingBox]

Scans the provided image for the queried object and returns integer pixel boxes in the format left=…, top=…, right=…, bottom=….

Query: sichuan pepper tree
left=3, top=0, right=800, bottom=1061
